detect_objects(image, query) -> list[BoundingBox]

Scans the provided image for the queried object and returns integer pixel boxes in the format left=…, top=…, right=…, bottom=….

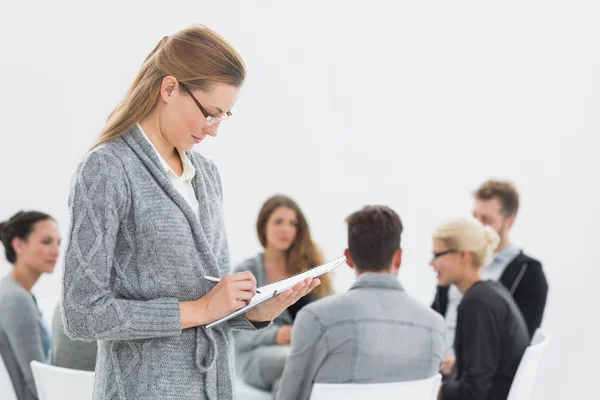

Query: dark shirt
left=442, top=280, right=529, bottom=400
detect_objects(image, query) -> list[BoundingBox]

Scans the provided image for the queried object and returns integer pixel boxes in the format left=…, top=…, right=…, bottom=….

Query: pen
left=203, top=276, right=261, bottom=294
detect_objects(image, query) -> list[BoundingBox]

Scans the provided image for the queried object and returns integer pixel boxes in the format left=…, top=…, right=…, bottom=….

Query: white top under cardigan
left=137, top=123, right=201, bottom=221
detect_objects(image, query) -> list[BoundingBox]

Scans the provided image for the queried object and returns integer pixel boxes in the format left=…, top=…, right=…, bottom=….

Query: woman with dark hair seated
left=0, top=211, right=60, bottom=400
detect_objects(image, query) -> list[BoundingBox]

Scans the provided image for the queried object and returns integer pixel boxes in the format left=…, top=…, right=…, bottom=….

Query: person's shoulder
left=0, top=278, right=35, bottom=313
left=462, top=281, right=499, bottom=304
left=462, top=281, right=518, bottom=316
left=69, top=144, right=131, bottom=202
left=298, top=291, right=352, bottom=326
left=466, top=280, right=493, bottom=295
left=233, top=254, right=263, bottom=274
left=0, top=276, right=26, bottom=296
left=400, top=292, right=446, bottom=330
left=504, top=250, right=546, bottom=287
left=521, top=253, right=543, bottom=271
left=512, top=249, right=542, bottom=268
left=77, top=141, right=130, bottom=176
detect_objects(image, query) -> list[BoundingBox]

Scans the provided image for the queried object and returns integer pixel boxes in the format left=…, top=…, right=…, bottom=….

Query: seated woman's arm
left=234, top=324, right=281, bottom=352
left=3, top=293, right=46, bottom=399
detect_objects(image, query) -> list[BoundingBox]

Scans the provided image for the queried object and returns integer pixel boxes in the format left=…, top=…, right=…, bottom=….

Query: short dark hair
left=345, top=205, right=403, bottom=272
left=0, top=211, right=53, bottom=264
left=475, top=179, right=520, bottom=217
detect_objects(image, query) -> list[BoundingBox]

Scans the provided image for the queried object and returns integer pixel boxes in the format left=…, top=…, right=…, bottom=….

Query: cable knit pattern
left=62, top=125, right=265, bottom=400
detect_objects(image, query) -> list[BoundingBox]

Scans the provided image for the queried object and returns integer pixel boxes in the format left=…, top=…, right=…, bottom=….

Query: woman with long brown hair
left=234, top=195, right=333, bottom=393
left=61, top=26, right=320, bottom=400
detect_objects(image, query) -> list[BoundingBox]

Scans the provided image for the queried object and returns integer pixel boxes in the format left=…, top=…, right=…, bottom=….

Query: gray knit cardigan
left=62, top=125, right=266, bottom=400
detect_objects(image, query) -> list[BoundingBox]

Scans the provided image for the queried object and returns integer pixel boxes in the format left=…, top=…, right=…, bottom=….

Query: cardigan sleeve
left=62, top=149, right=182, bottom=341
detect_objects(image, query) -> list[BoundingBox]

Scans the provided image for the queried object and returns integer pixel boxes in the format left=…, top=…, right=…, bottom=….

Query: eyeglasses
left=179, top=82, right=232, bottom=127
left=432, top=249, right=458, bottom=260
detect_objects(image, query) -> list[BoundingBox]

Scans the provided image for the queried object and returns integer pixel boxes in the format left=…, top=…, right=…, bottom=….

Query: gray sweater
left=62, top=126, right=265, bottom=400
left=0, top=275, right=46, bottom=400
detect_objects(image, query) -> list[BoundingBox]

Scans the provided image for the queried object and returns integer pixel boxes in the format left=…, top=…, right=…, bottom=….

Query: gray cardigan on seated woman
left=0, top=275, right=49, bottom=400
left=234, top=254, right=304, bottom=392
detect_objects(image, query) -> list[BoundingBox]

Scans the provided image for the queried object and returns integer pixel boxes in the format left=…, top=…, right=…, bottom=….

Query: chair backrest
left=309, top=374, right=442, bottom=400
left=235, top=377, right=271, bottom=400
left=0, top=352, right=18, bottom=400
left=30, top=361, right=95, bottom=400
left=507, top=329, right=551, bottom=400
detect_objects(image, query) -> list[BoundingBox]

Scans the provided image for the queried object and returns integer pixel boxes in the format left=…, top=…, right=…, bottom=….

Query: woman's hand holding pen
left=201, top=271, right=258, bottom=322
left=180, top=272, right=257, bottom=328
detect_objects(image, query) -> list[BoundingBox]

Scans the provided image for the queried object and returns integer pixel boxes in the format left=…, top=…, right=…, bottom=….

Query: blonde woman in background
left=234, top=195, right=333, bottom=393
left=431, top=218, right=529, bottom=400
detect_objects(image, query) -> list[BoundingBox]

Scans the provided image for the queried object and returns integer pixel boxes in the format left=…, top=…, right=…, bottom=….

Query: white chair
left=0, top=352, right=18, bottom=400
left=30, top=361, right=95, bottom=400
left=507, top=329, right=551, bottom=400
left=309, top=373, right=442, bottom=400
left=235, top=376, right=271, bottom=400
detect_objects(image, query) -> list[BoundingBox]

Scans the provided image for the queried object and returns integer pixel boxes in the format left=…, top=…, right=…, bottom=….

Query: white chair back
left=235, top=377, right=271, bottom=400
left=30, top=361, right=95, bottom=400
left=0, top=352, right=18, bottom=400
left=309, top=374, right=442, bottom=400
left=507, top=329, right=551, bottom=400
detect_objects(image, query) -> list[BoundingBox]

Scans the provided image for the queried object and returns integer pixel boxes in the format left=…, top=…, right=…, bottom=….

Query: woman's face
left=14, top=219, right=61, bottom=274
left=265, top=207, right=298, bottom=252
left=429, top=239, right=463, bottom=286
left=159, top=79, right=240, bottom=151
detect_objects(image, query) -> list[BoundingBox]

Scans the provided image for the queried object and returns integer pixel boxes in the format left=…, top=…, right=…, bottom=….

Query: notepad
left=205, top=255, right=346, bottom=329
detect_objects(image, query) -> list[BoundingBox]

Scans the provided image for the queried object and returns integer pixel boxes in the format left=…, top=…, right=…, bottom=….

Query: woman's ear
left=458, top=249, right=471, bottom=265
left=160, top=76, right=179, bottom=103
left=11, top=237, right=25, bottom=256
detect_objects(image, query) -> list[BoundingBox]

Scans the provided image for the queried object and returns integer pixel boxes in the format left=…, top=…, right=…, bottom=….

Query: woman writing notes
left=61, top=25, right=319, bottom=400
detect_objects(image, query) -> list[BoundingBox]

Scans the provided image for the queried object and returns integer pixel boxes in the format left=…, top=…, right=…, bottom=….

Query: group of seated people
left=0, top=179, right=548, bottom=400
left=234, top=179, right=548, bottom=400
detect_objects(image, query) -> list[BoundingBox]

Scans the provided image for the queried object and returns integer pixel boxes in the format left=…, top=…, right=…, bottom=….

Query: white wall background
left=1, top=0, right=598, bottom=398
